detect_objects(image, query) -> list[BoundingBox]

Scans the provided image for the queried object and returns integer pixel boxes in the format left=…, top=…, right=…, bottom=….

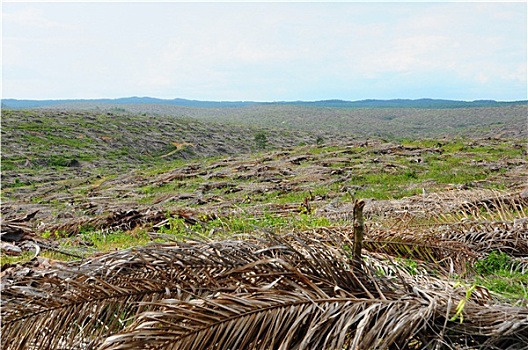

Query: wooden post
left=353, top=199, right=365, bottom=265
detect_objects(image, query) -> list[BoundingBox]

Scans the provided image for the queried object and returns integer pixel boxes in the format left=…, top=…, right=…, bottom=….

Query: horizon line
left=3, top=96, right=527, bottom=103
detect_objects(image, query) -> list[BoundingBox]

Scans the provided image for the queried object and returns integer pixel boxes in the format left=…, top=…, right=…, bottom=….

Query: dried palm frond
left=434, top=220, right=528, bottom=256
left=43, top=208, right=169, bottom=237
left=300, top=226, right=477, bottom=275
left=364, top=230, right=476, bottom=275
left=105, top=294, right=527, bottom=350
left=358, top=189, right=528, bottom=261
left=98, top=292, right=435, bottom=350
left=364, top=188, right=527, bottom=225
left=1, top=272, right=184, bottom=350
left=446, top=303, right=528, bottom=349
left=0, top=241, right=246, bottom=350
left=2, top=234, right=527, bottom=350
left=454, top=190, right=527, bottom=222
left=2, top=235, right=378, bottom=349
left=98, top=256, right=528, bottom=350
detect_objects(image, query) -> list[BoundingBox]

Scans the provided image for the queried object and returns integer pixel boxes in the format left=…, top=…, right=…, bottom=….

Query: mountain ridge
left=2, top=97, right=526, bottom=109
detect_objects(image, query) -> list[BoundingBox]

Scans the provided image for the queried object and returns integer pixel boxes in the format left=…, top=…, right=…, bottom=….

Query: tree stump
left=353, top=199, right=365, bottom=266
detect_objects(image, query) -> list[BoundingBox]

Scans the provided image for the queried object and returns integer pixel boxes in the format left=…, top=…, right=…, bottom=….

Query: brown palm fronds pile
left=349, top=189, right=528, bottom=270
left=2, top=233, right=527, bottom=350
left=43, top=208, right=202, bottom=237
left=365, top=188, right=527, bottom=221
left=43, top=208, right=169, bottom=237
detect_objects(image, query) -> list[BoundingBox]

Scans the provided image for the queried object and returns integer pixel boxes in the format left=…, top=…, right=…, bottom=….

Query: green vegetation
left=473, top=251, right=528, bottom=301
left=0, top=248, right=83, bottom=265
left=76, top=228, right=152, bottom=251
left=476, top=272, right=528, bottom=301
left=475, top=251, right=515, bottom=275
left=254, top=131, right=268, bottom=150
left=158, top=212, right=334, bottom=239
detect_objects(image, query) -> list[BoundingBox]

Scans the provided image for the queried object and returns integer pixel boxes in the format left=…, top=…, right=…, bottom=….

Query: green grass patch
left=0, top=248, right=86, bottom=266
left=475, top=273, right=528, bottom=301
left=473, top=251, right=528, bottom=301
left=308, top=145, right=342, bottom=155
left=158, top=212, right=334, bottom=239
left=77, top=228, right=152, bottom=251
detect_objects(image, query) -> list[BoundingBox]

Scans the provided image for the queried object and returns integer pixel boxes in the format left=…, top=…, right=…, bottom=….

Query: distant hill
left=285, top=98, right=527, bottom=109
left=0, top=97, right=258, bottom=109
left=2, top=97, right=526, bottom=110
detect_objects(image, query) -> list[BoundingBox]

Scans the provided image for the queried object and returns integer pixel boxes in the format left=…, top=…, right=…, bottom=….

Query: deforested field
left=1, top=106, right=527, bottom=349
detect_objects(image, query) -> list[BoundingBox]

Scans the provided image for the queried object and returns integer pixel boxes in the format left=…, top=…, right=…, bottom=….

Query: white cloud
left=2, top=2, right=526, bottom=100
left=3, top=6, right=69, bottom=29
left=348, top=3, right=526, bottom=90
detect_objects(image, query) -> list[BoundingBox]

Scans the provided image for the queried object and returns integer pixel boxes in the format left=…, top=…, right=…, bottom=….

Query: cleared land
left=1, top=106, right=527, bottom=349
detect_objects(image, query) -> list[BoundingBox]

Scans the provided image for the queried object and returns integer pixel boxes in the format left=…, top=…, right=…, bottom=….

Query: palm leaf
left=3, top=234, right=527, bottom=349
left=301, top=226, right=477, bottom=275
left=448, top=304, right=528, bottom=348
left=0, top=240, right=257, bottom=349
left=434, top=220, right=528, bottom=256
left=99, top=273, right=527, bottom=350
left=0, top=233, right=388, bottom=349
left=363, top=236, right=476, bottom=275
left=98, top=292, right=432, bottom=350
left=1, top=271, right=192, bottom=350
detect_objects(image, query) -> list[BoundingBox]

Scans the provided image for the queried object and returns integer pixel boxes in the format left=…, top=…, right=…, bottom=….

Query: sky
left=2, top=1, right=527, bottom=101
